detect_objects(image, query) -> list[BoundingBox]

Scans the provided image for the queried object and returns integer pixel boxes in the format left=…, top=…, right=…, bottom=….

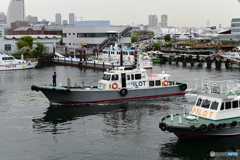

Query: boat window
left=102, top=74, right=111, bottom=81
left=210, top=101, right=219, bottom=110
left=127, top=75, right=130, bottom=80
left=201, top=99, right=210, bottom=109
left=111, top=51, right=114, bottom=54
left=123, top=52, right=128, bottom=55
left=220, top=103, right=224, bottom=110
left=196, top=98, right=202, bottom=106
left=2, top=57, right=14, bottom=60
left=135, top=74, right=141, bottom=80
left=149, top=81, right=154, bottom=86
left=233, top=100, right=238, bottom=108
left=117, top=52, right=120, bottom=55
left=225, top=102, right=231, bottom=109
left=129, top=51, right=134, bottom=55
left=131, top=74, right=134, bottom=80
left=155, top=80, right=161, bottom=86
left=111, top=74, right=119, bottom=81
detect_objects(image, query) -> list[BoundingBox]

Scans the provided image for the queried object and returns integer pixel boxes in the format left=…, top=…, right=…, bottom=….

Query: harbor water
left=1, top=63, right=240, bottom=160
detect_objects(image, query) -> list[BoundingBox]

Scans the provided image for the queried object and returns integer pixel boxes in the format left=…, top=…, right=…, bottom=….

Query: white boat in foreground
left=0, top=52, right=38, bottom=71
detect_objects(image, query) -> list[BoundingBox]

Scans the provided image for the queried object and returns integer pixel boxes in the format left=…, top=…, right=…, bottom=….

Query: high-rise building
left=0, top=12, right=7, bottom=24
left=26, top=15, right=38, bottom=24
left=55, top=13, right=61, bottom=25
left=161, top=14, right=168, bottom=28
left=62, top=20, right=68, bottom=25
left=69, top=13, right=75, bottom=25
left=148, top=15, right=158, bottom=27
left=7, top=0, right=25, bottom=25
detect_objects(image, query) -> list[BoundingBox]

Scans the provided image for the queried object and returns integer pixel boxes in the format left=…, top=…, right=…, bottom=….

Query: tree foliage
left=17, top=40, right=30, bottom=49
left=152, top=42, right=161, bottom=50
left=17, top=36, right=34, bottom=49
left=164, top=35, right=171, bottom=42
left=33, top=42, right=46, bottom=57
left=19, top=46, right=30, bottom=54
left=131, top=36, right=137, bottom=43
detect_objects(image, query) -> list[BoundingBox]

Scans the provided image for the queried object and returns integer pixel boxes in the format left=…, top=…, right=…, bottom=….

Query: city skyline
left=0, top=0, right=240, bottom=27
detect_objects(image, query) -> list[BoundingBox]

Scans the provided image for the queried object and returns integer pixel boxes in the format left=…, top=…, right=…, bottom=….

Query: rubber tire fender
left=189, top=125, right=196, bottom=131
left=200, top=124, right=208, bottom=132
left=179, top=83, right=187, bottom=91
left=159, top=122, right=167, bottom=131
left=119, top=88, right=128, bottom=96
left=231, top=121, right=237, bottom=127
left=208, top=123, right=216, bottom=131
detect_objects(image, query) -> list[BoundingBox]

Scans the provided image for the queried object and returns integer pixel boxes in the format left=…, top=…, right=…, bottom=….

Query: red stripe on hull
left=144, top=67, right=153, bottom=69
left=56, top=92, right=185, bottom=104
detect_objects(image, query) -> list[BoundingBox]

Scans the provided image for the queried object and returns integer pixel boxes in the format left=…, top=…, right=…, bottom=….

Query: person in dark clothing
left=52, top=72, right=57, bottom=86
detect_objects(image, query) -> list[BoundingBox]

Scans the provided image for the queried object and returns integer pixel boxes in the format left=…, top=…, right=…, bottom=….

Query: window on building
left=69, top=43, right=71, bottom=45
left=5, top=44, right=11, bottom=51
left=62, top=33, right=67, bottom=37
left=68, top=33, right=71, bottom=35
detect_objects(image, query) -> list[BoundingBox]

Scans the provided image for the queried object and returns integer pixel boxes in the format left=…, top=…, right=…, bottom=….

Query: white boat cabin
left=98, top=67, right=170, bottom=90
left=189, top=78, right=240, bottom=120
left=0, top=52, right=26, bottom=65
left=100, top=44, right=135, bottom=62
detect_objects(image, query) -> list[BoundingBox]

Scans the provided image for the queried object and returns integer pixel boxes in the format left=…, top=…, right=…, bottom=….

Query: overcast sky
left=1, top=0, right=240, bottom=28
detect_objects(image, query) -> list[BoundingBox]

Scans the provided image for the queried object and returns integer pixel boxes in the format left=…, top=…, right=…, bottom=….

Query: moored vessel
left=159, top=78, right=240, bottom=139
left=31, top=66, right=187, bottom=104
left=0, top=52, right=38, bottom=71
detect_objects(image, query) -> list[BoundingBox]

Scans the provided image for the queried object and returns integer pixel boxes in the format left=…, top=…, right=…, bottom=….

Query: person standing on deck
left=52, top=72, right=57, bottom=86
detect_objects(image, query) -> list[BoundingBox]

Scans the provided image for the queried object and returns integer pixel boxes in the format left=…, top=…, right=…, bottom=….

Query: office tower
left=69, top=13, right=75, bottom=25
left=161, top=14, right=168, bottom=28
left=26, top=15, right=38, bottom=24
left=0, top=12, right=7, bottom=24
left=55, top=13, right=61, bottom=25
left=62, top=20, right=68, bottom=25
left=7, top=0, right=25, bottom=25
left=148, top=15, right=158, bottom=27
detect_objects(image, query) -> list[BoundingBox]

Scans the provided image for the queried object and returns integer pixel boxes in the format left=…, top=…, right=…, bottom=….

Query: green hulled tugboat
left=159, top=78, right=240, bottom=139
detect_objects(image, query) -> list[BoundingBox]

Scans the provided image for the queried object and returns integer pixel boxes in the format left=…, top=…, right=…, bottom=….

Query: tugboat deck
left=163, top=114, right=240, bottom=127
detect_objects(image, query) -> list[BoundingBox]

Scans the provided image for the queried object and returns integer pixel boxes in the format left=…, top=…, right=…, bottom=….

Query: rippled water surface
left=1, top=63, right=240, bottom=160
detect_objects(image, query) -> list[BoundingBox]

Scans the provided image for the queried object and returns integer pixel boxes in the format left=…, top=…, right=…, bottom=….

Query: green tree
left=131, top=36, right=137, bottom=43
left=153, top=42, right=161, bottom=50
left=18, top=36, right=34, bottom=49
left=164, top=35, right=171, bottom=42
left=17, top=40, right=30, bottom=49
left=33, top=42, right=46, bottom=57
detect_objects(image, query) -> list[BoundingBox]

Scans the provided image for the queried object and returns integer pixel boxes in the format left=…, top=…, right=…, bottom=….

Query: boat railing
left=181, top=104, right=194, bottom=115
left=67, top=78, right=97, bottom=88
left=194, top=78, right=240, bottom=94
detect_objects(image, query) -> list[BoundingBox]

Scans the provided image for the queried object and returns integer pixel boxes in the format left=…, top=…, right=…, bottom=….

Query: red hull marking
left=56, top=92, right=185, bottom=104
left=144, top=67, right=153, bottom=69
